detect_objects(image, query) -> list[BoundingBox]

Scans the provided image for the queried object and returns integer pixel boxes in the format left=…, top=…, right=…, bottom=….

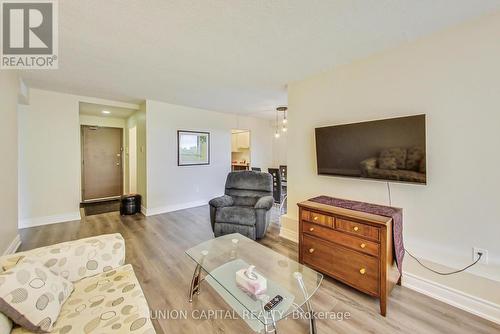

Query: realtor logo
left=1, top=0, right=58, bottom=69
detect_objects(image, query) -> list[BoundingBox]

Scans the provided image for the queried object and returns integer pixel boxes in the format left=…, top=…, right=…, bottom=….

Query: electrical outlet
left=473, top=247, right=488, bottom=264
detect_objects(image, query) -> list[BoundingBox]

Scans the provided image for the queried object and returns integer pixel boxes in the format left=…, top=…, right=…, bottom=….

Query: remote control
left=264, top=295, right=283, bottom=311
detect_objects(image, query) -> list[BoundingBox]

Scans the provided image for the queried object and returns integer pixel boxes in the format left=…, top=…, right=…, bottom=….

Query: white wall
left=79, top=114, right=126, bottom=128
left=125, top=106, right=147, bottom=208
left=18, top=89, right=140, bottom=227
left=18, top=89, right=81, bottom=227
left=272, top=131, right=287, bottom=167
left=145, top=100, right=274, bottom=215
left=0, top=71, right=20, bottom=253
left=285, top=12, right=500, bottom=314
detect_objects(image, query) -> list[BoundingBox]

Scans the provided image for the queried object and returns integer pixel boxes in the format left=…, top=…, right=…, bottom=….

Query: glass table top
left=186, top=233, right=323, bottom=325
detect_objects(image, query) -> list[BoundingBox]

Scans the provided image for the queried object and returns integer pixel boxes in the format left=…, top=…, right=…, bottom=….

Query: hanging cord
left=386, top=182, right=482, bottom=275
left=386, top=182, right=392, bottom=206
left=405, top=249, right=483, bottom=275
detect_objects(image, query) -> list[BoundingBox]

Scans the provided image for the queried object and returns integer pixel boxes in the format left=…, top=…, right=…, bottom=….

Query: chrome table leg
left=188, top=250, right=208, bottom=302
left=188, top=263, right=202, bottom=302
left=294, top=272, right=317, bottom=334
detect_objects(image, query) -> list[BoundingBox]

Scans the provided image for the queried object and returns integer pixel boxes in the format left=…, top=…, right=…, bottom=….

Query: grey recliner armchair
left=209, top=171, right=274, bottom=240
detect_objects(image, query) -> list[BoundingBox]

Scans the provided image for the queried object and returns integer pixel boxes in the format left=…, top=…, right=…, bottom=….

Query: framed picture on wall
left=177, top=130, right=210, bottom=166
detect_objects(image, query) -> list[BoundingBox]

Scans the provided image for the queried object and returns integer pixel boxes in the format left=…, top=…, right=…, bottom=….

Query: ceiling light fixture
left=102, top=110, right=111, bottom=114
left=276, top=106, right=288, bottom=135
left=274, top=108, right=281, bottom=139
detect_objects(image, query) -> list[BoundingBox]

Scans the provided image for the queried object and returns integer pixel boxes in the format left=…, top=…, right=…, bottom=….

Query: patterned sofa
left=360, top=147, right=426, bottom=183
left=0, top=234, right=155, bottom=334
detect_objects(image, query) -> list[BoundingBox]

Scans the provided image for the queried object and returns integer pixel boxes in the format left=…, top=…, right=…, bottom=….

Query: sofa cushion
left=378, top=157, right=397, bottom=170
left=225, top=171, right=272, bottom=192
left=0, top=311, right=12, bottom=333
left=0, top=259, right=73, bottom=332
left=367, top=168, right=400, bottom=181
left=379, top=148, right=407, bottom=169
left=394, top=170, right=426, bottom=183
left=214, top=222, right=256, bottom=240
left=406, top=147, right=424, bottom=171
left=231, top=195, right=259, bottom=207
left=215, top=206, right=256, bottom=226
left=2, top=234, right=126, bottom=282
left=12, top=264, right=155, bottom=334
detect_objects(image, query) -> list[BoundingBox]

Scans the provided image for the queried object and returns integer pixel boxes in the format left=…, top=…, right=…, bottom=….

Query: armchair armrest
left=209, top=195, right=234, bottom=208
left=254, top=196, right=274, bottom=210
left=360, top=157, right=378, bottom=174
left=0, top=233, right=125, bottom=282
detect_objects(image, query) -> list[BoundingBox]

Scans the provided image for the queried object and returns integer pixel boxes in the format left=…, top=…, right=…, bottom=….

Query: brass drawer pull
left=309, top=248, right=315, bottom=254
left=313, top=216, right=319, bottom=221
left=309, top=227, right=315, bottom=232
left=360, top=243, right=366, bottom=249
left=353, top=226, right=359, bottom=232
left=359, top=268, right=366, bottom=275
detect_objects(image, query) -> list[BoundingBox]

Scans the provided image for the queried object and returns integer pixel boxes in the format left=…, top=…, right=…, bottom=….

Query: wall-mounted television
left=315, top=115, right=426, bottom=184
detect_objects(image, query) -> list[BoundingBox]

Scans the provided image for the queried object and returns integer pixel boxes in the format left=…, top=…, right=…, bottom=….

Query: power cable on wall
left=386, top=181, right=392, bottom=206
left=386, top=182, right=482, bottom=276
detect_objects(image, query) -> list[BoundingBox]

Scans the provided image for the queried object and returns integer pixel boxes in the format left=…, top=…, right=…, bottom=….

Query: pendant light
left=277, top=106, right=288, bottom=132
left=274, top=109, right=281, bottom=138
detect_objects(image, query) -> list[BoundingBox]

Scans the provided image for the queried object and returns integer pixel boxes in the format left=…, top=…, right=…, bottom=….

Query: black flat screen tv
left=315, top=115, right=426, bottom=184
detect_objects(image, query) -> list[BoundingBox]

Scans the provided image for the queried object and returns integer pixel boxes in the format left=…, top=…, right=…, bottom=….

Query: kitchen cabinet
left=231, top=131, right=250, bottom=152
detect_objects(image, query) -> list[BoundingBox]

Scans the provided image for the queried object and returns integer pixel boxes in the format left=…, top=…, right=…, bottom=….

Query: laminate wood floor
left=19, top=206, right=499, bottom=334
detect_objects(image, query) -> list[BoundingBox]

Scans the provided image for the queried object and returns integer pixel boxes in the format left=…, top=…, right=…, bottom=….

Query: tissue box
left=235, top=268, right=267, bottom=296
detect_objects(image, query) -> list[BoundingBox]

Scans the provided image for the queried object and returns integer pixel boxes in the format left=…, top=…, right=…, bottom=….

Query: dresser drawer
left=302, top=235, right=379, bottom=296
left=301, top=234, right=335, bottom=274
left=302, top=222, right=379, bottom=257
left=336, top=218, right=380, bottom=242
left=301, top=210, right=334, bottom=228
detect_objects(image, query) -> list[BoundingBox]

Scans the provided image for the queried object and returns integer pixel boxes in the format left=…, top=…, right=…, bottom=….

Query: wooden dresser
left=298, top=200, right=401, bottom=316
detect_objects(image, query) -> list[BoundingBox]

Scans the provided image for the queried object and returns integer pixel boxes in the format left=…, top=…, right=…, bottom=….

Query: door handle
left=116, top=162, right=120, bottom=166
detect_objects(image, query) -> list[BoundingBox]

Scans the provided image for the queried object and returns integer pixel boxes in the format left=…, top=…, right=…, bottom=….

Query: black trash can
left=120, top=194, right=141, bottom=215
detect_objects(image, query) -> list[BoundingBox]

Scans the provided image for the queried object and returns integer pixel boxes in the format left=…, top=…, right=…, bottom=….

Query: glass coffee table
left=186, top=233, right=323, bottom=333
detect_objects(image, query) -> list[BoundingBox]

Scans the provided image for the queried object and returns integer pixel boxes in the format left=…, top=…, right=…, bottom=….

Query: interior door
left=82, top=126, right=123, bottom=201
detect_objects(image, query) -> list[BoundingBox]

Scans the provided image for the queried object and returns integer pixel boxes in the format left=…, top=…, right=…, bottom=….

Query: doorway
left=231, top=129, right=251, bottom=171
left=81, top=125, right=123, bottom=201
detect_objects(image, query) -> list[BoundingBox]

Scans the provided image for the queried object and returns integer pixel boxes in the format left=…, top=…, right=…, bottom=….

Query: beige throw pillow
left=0, top=259, right=73, bottom=333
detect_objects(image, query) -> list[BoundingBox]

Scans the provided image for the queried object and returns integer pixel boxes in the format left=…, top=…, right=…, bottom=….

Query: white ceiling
left=22, top=0, right=500, bottom=117
left=79, top=102, right=137, bottom=119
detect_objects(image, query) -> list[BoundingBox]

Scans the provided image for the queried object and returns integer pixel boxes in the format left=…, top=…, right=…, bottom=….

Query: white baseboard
left=19, top=211, right=81, bottom=229
left=145, top=200, right=208, bottom=216
left=279, top=225, right=299, bottom=243
left=3, top=235, right=21, bottom=256
left=403, top=271, right=500, bottom=325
